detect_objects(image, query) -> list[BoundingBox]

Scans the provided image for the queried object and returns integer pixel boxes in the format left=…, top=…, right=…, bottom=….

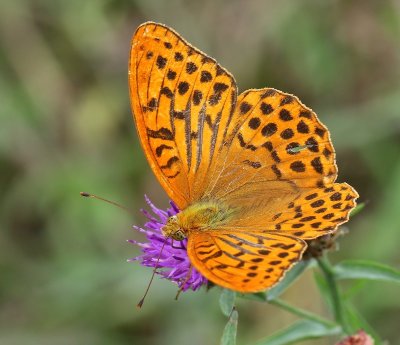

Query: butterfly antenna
left=175, top=265, right=193, bottom=301
left=137, top=239, right=167, bottom=309
left=80, top=192, right=132, bottom=213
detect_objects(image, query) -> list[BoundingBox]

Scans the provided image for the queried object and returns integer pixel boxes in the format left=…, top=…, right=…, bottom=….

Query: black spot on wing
left=279, top=109, right=293, bottom=121
left=167, top=69, right=177, bottom=80
left=315, top=127, right=326, bottom=138
left=306, top=137, right=319, bottom=152
left=271, top=164, right=282, bottom=178
left=200, top=71, right=212, bottom=82
left=213, top=82, right=229, bottom=93
left=280, top=95, right=294, bottom=105
left=261, top=89, right=276, bottom=98
left=186, top=62, right=198, bottom=74
left=160, top=87, right=174, bottom=99
left=237, top=133, right=257, bottom=151
left=202, top=250, right=223, bottom=263
left=155, top=144, right=173, bottom=157
left=261, top=123, right=277, bottom=137
left=156, top=55, right=167, bottom=69
left=260, top=102, right=273, bottom=115
left=147, top=127, right=174, bottom=140
left=300, top=110, right=312, bottom=119
left=243, top=160, right=261, bottom=169
left=311, top=157, right=323, bottom=174
left=193, top=90, right=203, bottom=105
left=248, top=117, right=261, bottom=130
left=174, top=52, right=184, bottom=61
left=297, top=120, right=309, bottom=133
left=290, top=161, right=306, bottom=172
left=281, top=128, right=294, bottom=139
left=240, top=102, right=252, bottom=114
left=160, top=156, right=179, bottom=169
left=178, top=81, right=190, bottom=95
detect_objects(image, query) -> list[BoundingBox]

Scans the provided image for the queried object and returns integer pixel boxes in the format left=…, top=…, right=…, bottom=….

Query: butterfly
left=128, top=22, right=358, bottom=293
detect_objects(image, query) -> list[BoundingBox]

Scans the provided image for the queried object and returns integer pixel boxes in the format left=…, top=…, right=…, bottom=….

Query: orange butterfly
left=128, top=22, right=358, bottom=293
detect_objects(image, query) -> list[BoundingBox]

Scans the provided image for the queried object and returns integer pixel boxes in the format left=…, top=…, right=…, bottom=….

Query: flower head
left=128, top=196, right=207, bottom=291
left=336, top=330, right=374, bottom=345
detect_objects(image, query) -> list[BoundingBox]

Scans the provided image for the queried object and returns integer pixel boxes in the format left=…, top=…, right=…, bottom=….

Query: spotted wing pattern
left=267, top=182, right=358, bottom=239
left=214, top=181, right=358, bottom=238
left=187, top=231, right=305, bottom=292
left=204, top=89, right=337, bottom=203
left=198, top=88, right=358, bottom=237
left=130, top=22, right=359, bottom=293
left=129, top=22, right=237, bottom=209
left=186, top=89, right=358, bottom=291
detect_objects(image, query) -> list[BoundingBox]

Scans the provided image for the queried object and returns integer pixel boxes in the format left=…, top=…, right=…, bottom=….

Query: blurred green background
left=1, top=1, right=399, bottom=344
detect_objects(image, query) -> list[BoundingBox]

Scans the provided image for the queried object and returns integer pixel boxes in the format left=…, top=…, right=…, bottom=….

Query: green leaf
left=343, top=303, right=383, bottom=345
left=269, top=299, right=337, bottom=328
left=220, top=308, right=238, bottom=345
left=266, top=260, right=311, bottom=301
left=342, top=280, right=367, bottom=300
left=253, top=320, right=341, bottom=345
left=349, top=202, right=365, bottom=217
left=334, top=260, right=400, bottom=283
left=220, top=289, right=236, bottom=317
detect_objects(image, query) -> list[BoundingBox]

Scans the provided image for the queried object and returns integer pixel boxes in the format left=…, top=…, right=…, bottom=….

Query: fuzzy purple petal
left=129, top=196, right=207, bottom=291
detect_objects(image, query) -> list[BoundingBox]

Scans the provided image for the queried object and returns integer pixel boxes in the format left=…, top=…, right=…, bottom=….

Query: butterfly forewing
left=130, top=22, right=237, bottom=209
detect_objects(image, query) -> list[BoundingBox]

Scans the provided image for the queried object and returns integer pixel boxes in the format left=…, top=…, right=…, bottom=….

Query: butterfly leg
left=175, top=265, right=193, bottom=300
left=171, top=239, right=186, bottom=250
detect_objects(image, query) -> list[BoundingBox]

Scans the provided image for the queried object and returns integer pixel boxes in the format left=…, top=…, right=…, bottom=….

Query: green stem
left=269, top=298, right=336, bottom=328
left=317, top=255, right=350, bottom=334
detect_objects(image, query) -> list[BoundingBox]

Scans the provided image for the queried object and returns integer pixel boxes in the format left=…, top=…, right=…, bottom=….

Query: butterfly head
left=162, top=215, right=187, bottom=241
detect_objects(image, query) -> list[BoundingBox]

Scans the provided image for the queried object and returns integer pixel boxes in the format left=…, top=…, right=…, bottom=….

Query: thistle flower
left=128, top=196, right=207, bottom=291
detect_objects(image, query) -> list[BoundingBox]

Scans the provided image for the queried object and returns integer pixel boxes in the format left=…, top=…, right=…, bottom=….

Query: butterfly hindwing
left=271, top=182, right=358, bottom=239
left=187, top=231, right=305, bottom=292
left=216, top=183, right=358, bottom=241
left=129, top=22, right=237, bottom=209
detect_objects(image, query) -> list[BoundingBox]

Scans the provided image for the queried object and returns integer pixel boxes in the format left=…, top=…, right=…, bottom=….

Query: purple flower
left=128, top=196, right=207, bottom=291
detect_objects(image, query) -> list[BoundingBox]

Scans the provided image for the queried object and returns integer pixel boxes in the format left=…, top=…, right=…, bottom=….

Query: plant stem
left=269, top=298, right=337, bottom=328
left=317, top=255, right=351, bottom=334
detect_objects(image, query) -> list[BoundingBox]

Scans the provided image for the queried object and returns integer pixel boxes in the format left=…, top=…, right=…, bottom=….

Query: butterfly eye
left=173, top=230, right=186, bottom=241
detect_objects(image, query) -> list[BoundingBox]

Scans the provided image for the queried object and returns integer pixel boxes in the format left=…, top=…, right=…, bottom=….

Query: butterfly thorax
left=162, top=200, right=234, bottom=241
